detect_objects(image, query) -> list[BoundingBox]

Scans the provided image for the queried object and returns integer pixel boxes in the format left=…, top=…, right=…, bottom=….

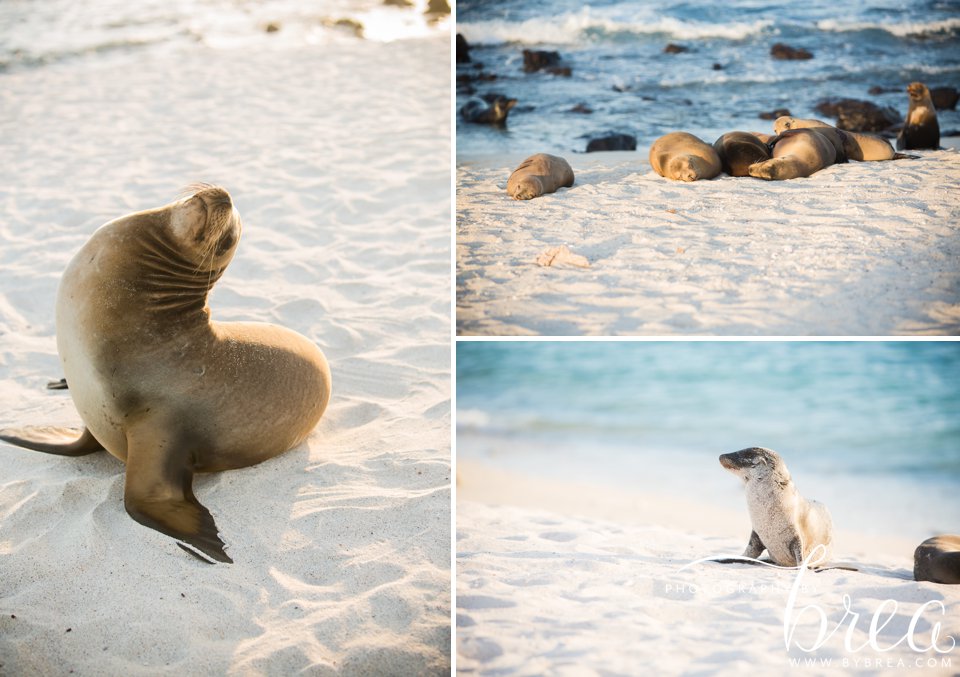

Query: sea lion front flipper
left=0, top=426, right=104, bottom=456
left=788, top=535, right=804, bottom=567
left=123, top=426, right=232, bottom=564
left=743, top=530, right=765, bottom=559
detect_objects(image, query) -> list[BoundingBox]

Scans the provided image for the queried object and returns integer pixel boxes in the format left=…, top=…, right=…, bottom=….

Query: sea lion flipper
left=123, top=430, right=232, bottom=564
left=0, top=426, right=104, bottom=456
left=743, top=530, right=765, bottom=559
left=46, top=378, right=68, bottom=390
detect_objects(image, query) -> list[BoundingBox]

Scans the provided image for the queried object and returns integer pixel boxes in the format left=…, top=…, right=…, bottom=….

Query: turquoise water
left=457, top=341, right=960, bottom=537
left=456, top=0, right=960, bottom=155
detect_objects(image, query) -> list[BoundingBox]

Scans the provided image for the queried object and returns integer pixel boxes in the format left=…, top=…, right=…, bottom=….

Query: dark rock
left=770, top=43, right=813, bottom=60
left=456, top=33, right=470, bottom=63
left=814, top=98, right=901, bottom=132
left=264, top=22, right=281, bottom=33
left=522, top=49, right=571, bottom=76
left=713, top=63, right=723, bottom=70
left=569, top=103, right=593, bottom=114
left=664, top=44, right=688, bottom=54
left=931, top=86, right=959, bottom=110
left=758, top=108, right=791, bottom=120
left=586, top=133, right=636, bottom=152
left=868, top=86, right=898, bottom=95
left=324, top=18, right=364, bottom=38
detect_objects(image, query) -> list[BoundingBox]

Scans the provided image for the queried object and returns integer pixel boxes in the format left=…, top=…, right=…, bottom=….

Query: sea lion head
left=719, top=447, right=790, bottom=486
left=167, top=184, right=242, bottom=270
left=774, top=116, right=797, bottom=133
left=907, top=82, right=930, bottom=102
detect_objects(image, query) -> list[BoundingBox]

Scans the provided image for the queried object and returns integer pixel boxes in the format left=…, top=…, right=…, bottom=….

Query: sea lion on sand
left=774, top=116, right=907, bottom=161
left=719, top=447, right=834, bottom=567
left=507, top=153, right=574, bottom=200
left=0, top=185, right=332, bottom=564
left=460, top=95, right=517, bottom=126
left=748, top=127, right=846, bottom=180
left=712, top=132, right=771, bottom=176
left=897, top=82, right=940, bottom=150
left=914, top=535, right=960, bottom=584
left=649, top=132, right=722, bottom=182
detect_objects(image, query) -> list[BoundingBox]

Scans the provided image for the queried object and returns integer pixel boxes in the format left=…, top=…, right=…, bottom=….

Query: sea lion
left=506, top=153, right=574, bottom=200
left=719, top=447, right=834, bottom=567
left=774, top=116, right=902, bottom=161
left=897, top=82, right=940, bottom=150
left=0, top=185, right=332, bottom=564
left=649, top=132, right=722, bottom=182
left=748, top=127, right=846, bottom=180
left=914, top=535, right=960, bottom=584
left=712, top=132, right=772, bottom=176
left=460, top=95, right=517, bottom=126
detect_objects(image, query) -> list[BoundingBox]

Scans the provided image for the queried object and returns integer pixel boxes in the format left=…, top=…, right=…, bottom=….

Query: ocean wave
left=816, top=17, right=960, bottom=39
left=458, top=9, right=772, bottom=45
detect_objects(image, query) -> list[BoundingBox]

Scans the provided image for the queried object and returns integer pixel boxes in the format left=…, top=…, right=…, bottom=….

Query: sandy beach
left=0, top=21, right=450, bottom=677
left=457, top=145, right=960, bottom=336
left=457, top=460, right=960, bottom=676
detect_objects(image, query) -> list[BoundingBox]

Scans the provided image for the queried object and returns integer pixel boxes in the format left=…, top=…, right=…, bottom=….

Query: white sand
left=457, top=146, right=960, bottom=336
left=456, top=461, right=960, bottom=676
left=0, top=35, right=450, bottom=675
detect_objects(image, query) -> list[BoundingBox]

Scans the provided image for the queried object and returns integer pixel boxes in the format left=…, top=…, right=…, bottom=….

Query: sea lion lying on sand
left=650, top=132, right=722, bottom=181
left=748, top=127, right=847, bottom=180
left=713, top=132, right=772, bottom=176
left=914, top=535, right=960, bottom=584
left=774, top=116, right=913, bottom=161
left=507, top=153, right=574, bottom=200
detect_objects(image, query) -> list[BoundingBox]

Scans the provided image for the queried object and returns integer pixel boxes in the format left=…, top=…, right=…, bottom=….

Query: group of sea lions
left=504, top=82, right=942, bottom=197
left=719, top=447, right=960, bottom=584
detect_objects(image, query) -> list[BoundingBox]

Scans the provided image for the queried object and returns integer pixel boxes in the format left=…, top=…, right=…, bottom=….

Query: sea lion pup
left=719, top=447, right=833, bottom=567
left=748, top=127, right=846, bottom=180
left=914, top=535, right=960, bottom=584
left=897, top=82, right=940, bottom=150
left=0, top=185, right=332, bottom=563
left=712, top=131, right=772, bottom=176
left=460, top=95, right=517, bottom=126
left=649, top=132, right=722, bottom=181
left=507, top=153, right=574, bottom=200
left=774, top=116, right=902, bottom=161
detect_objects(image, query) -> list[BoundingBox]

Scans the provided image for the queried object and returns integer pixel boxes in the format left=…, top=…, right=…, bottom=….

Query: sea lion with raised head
left=712, top=131, right=772, bottom=176
left=719, top=447, right=834, bottom=567
left=649, top=132, right=722, bottom=181
left=460, top=95, right=517, bottom=126
left=0, top=185, right=332, bottom=564
left=507, top=153, right=574, bottom=200
left=748, top=127, right=846, bottom=180
left=914, top=535, right=960, bottom=584
left=897, top=82, right=940, bottom=150
left=774, top=116, right=907, bottom=161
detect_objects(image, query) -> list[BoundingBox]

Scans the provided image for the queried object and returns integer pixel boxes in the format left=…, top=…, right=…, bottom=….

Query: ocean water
left=457, top=341, right=960, bottom=538
left=0, top=0, right=448, bottom=72
left=456, top=0, right=960, bottom=156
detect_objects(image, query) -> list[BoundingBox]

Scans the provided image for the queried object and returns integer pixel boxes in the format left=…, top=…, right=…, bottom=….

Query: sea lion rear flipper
left=892, top=153, right=921, bottom=160
left=0, top=426, right=104, bottom=456
left=123, top=426, right=232, bottom=564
